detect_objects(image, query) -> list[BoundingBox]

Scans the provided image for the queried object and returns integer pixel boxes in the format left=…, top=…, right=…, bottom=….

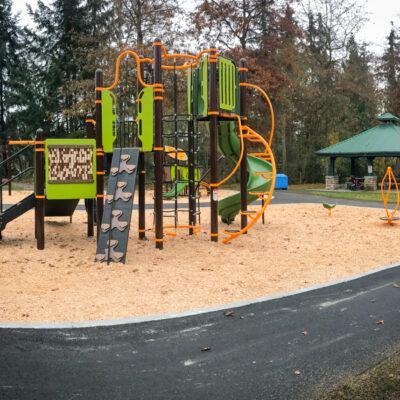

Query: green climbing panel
left=188, top=56, right=208, bottom=117
left=44, top=139, right=97, bottom=200
left=188, top=55, right=240, bottom=117
left=101, top=90, right=117, bottom=153
left=137, top=87, right=154, bottom=152
left=218, top=57, right=239, bottom=113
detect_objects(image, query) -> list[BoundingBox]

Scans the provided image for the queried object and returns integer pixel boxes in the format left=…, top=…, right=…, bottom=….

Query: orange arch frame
left=381, top=166, right=400, bottom=224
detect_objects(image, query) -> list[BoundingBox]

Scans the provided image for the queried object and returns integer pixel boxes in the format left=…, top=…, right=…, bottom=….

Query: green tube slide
left=217, top=121, right=273, bottom=224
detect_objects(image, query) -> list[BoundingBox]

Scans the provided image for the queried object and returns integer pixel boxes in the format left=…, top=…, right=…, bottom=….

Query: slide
left=163, top=181, right=188, bottom=200
left=217, top=121, right=273, bottom=224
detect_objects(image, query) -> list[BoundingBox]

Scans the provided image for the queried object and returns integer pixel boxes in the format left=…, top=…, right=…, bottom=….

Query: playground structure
left=380, top=166, right=400, bottom=224
left=0, top=39, right=277, bottom=263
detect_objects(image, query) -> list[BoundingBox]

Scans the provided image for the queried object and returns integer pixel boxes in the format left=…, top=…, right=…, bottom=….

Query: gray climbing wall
left=95, top=148, right=140, bottom=263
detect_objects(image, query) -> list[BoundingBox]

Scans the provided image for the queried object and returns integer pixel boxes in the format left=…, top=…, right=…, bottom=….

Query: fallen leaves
left=223, top=310, right=234, bottom=317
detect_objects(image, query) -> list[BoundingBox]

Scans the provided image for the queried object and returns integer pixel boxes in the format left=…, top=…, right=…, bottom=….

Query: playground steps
left=95, top=148, right=140, bottom=264
left=0, top=193, right=36, bottom=232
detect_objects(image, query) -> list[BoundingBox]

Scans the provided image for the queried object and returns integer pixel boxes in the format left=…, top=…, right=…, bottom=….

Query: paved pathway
left=1, top=265, right=400, bottom=400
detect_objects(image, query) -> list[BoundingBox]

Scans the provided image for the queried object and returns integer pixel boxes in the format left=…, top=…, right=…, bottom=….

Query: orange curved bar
left=380, top=166, right=400, bottom=223
left=209, top=113, right=244, bottom=188
left=162, top=62, right=198, bottom=71
left=240, top=82, right=275, bottom=146
left=162, top=53, right=198, bottom=61
left=222, top=128, right=277, bottom=244
left=96, top=49, right=154, bottom=91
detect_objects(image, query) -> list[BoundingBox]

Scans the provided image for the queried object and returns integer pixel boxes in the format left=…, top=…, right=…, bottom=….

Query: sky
left=11, top=0, right=400, bottom=56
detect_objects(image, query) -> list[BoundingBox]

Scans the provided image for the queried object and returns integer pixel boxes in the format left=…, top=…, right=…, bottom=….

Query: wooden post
left=35, top=128, right=45, bottom=250
left=239, top=59, right=248, bottom=232
left=209, top=47, right=218, bottom=242
left=85, top=114, right=95, bottom=237
left=95, top=69, right=104, bottom=240
left=153, top=38, right=164, bottom=249
left=138, top=58, right=146, bottom=240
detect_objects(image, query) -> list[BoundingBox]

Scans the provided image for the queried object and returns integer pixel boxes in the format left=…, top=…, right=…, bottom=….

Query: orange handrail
left=380, top=166, right=400, bottom=223
left=240, top=82, right=275, bottom=146
left=9, top=140, right=42, bottom=145
left=222, top=127, right=276, bottom=244
left=96, top=49, right=158, bottom=91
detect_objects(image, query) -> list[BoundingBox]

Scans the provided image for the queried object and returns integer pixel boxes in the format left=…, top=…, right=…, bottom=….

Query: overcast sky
left=11, top=0, right=400, bottom=56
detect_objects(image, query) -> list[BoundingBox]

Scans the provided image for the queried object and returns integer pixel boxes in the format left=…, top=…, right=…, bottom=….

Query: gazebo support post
left=364, top=156, right=377, bottom=191
left=350, top=157, right=356, bottom=176
left=325, top=157, right=339, bottom=190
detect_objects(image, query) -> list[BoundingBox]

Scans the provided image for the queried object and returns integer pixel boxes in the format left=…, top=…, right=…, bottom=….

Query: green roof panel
left=317, top=116, right=400, bottom=157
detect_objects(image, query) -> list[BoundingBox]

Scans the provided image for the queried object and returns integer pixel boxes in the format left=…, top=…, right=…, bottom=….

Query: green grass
left=318, top=352, right=400, bottom=400
left=291, top=186, right=395, bottom=204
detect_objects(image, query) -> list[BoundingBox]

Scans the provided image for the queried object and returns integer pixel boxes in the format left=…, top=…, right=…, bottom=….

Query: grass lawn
left=319, top=352, right=400, bottom=400
left=290, top=185, right=396, bottom=204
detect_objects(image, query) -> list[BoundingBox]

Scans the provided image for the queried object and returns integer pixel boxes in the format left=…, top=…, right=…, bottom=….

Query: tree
left=192, top=0, right=278, bottom=50
left=115, top=0, right=181, bottom=47
left=0, top=0, right=21, bottom=136
left=381, top=27, right=400, bottom=115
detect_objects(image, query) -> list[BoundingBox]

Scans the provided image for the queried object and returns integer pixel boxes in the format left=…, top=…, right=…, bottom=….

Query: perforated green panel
left=137, top=87, right=154, bottom=152
left=101, top=90, right=117, bottom=153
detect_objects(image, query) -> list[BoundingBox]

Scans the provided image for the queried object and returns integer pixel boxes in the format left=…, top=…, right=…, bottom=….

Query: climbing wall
left=95, top=148, right=140, bottom=263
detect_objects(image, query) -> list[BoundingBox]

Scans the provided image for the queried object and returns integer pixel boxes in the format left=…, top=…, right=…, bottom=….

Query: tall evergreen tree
left=0, top=0, right=21, bottom=136
left=381, top=27, right=400, bottom=115
left=27, top=0, right=88, bottom=133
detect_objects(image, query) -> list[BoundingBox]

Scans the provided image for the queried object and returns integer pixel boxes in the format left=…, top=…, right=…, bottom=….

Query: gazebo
left=316, top=113, right=400, bottom=190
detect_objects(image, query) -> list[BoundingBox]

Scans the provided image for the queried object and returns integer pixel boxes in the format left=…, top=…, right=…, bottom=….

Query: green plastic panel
left=218, top=57, right=238, bottom=112
left=200, top=57, right=208, bottom=116
left=45, top=139, right=97, bottom=200
left=101, top=90, right=117, bottom=153
left=137, top=87, right=154, bottom=152
left=170, top=166, right=201, bottom=181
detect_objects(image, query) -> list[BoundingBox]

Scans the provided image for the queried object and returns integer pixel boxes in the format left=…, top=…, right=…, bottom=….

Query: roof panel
left=316, top=123, right=400, bottom=156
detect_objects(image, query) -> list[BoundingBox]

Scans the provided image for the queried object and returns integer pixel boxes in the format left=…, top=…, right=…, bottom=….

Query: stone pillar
left=325, top=175, right=340, bottom=190
left=364, top=175, right=377, bottom=191
left=325, top=157, right=339, bottom=190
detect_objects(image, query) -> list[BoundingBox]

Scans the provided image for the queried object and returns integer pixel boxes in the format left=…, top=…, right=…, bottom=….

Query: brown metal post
left=85, top=114, right=95, bottom=237
left=188, top=117, right=196, bottom=235
left=239, top=59, right=248, bottom=232
left=138, top=58, right=146, bottom=240
left=153, top=38, right=164, bottom=249
left=209, top=48, right=218, bottom=242
left=95, top=69, right=104, bottom=240
left=35, top=129, right=45, bottom=250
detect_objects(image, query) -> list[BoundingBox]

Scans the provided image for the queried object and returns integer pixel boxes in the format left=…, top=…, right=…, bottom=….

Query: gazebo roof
left=316, top=113, right=400, bottom=157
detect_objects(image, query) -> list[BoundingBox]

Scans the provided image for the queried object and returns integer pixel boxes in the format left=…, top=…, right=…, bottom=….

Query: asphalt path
left=1, top=265, right=400, bottom=400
